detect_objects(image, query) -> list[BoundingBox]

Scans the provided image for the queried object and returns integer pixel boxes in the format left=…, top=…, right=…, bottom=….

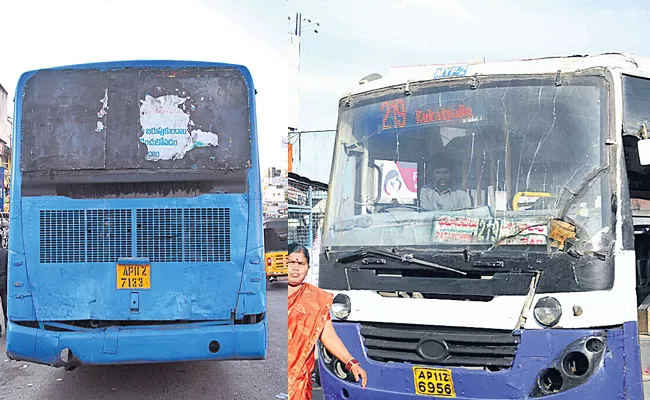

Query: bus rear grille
left=360, top=323, right=519, bottom=369
left=88, top=209, right=132, bottom=262
left=40, top=210, right=87, bottom=264
left=39, top=208, right=231, bottom=263
left=137, top=208, right=231, bottom=262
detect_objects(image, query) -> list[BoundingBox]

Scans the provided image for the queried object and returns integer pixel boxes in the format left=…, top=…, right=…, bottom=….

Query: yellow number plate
left=116, top=264, right=151, bottom=289
left=413, top=367, right=456, bottom=397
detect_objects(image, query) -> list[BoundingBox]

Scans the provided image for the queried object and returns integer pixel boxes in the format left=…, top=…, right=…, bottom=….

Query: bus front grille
left=359, top=322, right=519, bottom=369
left=39, top=208, right=231, bottom=263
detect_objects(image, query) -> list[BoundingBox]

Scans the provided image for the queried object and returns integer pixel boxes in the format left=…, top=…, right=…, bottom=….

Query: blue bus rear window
left=20, top=67, right=251, bottom=173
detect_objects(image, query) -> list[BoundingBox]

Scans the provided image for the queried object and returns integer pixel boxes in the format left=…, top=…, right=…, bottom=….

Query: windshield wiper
left=563, top=239, right=609, bottom=261
left=336, top=248, right=467, bottom=276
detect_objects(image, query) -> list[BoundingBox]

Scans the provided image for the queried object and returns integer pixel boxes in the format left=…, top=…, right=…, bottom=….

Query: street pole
left=287, top=12, right=319, bottom=170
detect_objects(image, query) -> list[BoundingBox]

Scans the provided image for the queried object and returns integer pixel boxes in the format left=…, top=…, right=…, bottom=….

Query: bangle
left=345, top=358, right=359, bottom=371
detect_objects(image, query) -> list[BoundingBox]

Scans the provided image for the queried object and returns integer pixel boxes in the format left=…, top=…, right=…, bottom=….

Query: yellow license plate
left=413, top=367, right=456, bottom=397
left=116, top=264, right=151, bottom=289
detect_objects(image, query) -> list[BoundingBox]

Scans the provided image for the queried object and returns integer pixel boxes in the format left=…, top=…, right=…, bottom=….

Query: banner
left=378, top=160, right=418, bottom=203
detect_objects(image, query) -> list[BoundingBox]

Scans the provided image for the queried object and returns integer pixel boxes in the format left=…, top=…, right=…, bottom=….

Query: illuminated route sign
left=380, top=99, right=474, bottom=130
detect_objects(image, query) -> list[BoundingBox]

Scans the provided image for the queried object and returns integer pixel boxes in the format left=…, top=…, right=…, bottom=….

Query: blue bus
left=5, top=61, right=266, bottom=368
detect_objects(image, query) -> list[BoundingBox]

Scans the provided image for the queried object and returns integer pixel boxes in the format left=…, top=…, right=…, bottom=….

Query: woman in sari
left=288, top=243, right=367, bottom=400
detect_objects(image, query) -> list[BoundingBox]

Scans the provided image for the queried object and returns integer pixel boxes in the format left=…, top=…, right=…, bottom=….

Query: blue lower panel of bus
left=5, top=319, right=266, bottom=367
left=319, top=321, right=643, bottom=400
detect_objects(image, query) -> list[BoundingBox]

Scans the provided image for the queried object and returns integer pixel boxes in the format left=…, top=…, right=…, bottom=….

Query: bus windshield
left=324, top=74, right=611, bottom=252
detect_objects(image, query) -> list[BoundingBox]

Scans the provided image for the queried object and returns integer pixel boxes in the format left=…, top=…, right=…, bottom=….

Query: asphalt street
left=313, top=385, right=323, bottom=400
left=0, top=281, right=288, bottom=400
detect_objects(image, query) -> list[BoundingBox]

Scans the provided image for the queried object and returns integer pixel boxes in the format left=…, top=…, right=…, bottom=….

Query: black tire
left=314, top=363, right=321, bottom=386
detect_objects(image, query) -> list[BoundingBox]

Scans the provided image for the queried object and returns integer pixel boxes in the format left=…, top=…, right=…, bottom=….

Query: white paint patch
left=186, top=129, right=219, bottom=151
left=139, top=94, right=219, bottom=161
left=97, top=89, right=108, bottom=118
left=96, top=121, right=105, bottom=132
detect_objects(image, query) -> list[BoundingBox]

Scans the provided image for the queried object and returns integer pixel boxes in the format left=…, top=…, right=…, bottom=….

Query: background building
left=0, top=84, right=11, bottom=212
left=262, top=166, right=288, bottom=218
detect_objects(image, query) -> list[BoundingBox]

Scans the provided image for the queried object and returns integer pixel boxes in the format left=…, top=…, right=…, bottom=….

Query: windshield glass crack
left=325, top=74, right=611, bottom=255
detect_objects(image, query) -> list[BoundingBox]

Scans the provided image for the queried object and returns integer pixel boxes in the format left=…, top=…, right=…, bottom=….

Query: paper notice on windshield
left=497, top=220, right=547, bottom=245
left=432, top=217, right=547, bottom=245
left=433, top=217, right=480, bottom=242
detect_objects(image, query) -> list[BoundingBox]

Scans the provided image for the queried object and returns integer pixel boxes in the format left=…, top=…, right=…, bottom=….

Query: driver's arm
left=420, top=187, right=438, bottom=211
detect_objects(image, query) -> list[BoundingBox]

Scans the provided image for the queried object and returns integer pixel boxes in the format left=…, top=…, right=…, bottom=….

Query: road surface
left=0, top=281, right=288, bottom=400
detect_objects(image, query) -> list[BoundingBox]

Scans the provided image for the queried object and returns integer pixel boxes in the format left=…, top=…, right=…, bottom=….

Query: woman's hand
left=350, top=363, right=367, bottom=389
left=321, top=320, right=369, bottom=389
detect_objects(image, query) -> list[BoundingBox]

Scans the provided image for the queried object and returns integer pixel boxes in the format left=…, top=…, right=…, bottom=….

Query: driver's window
left=623, top=75, right=650, bottom=200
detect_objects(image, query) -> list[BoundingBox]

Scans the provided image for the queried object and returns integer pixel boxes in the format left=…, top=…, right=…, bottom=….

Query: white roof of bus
left=340, top=53, right=650, bottom=100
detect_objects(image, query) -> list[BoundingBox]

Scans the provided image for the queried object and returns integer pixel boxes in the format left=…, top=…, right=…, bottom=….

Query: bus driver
left=420, top=154, right=472, bottom=211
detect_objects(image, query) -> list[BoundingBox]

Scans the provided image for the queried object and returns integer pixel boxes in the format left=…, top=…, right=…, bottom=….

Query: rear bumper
left=5, top=319, right=267, bottom=367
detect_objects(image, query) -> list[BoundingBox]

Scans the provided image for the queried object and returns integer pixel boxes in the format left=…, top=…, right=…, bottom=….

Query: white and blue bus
left=317, top=53, right=649, bottom=399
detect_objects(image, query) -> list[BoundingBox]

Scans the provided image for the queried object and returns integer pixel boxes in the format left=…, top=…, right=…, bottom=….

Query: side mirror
left=637, top=124, right=650, bottom=165
left=638, top=138, right=650, bottom=165
left=343, top=142, right=364, bottom=157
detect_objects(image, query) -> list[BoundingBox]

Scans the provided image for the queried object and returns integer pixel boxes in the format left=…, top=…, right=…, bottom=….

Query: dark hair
left=288, top=242, right=310, bottom=266
left=430, top=153, right=454, bottom=170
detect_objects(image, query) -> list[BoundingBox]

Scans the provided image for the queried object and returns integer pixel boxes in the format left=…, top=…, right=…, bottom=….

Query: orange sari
left=288, top=283, right=333, bottom=400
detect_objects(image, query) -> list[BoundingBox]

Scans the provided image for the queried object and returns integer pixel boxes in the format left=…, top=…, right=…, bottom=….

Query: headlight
left=332, top=294, right=351, bottom=320
left=534, top=296, right=562, bottom=327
